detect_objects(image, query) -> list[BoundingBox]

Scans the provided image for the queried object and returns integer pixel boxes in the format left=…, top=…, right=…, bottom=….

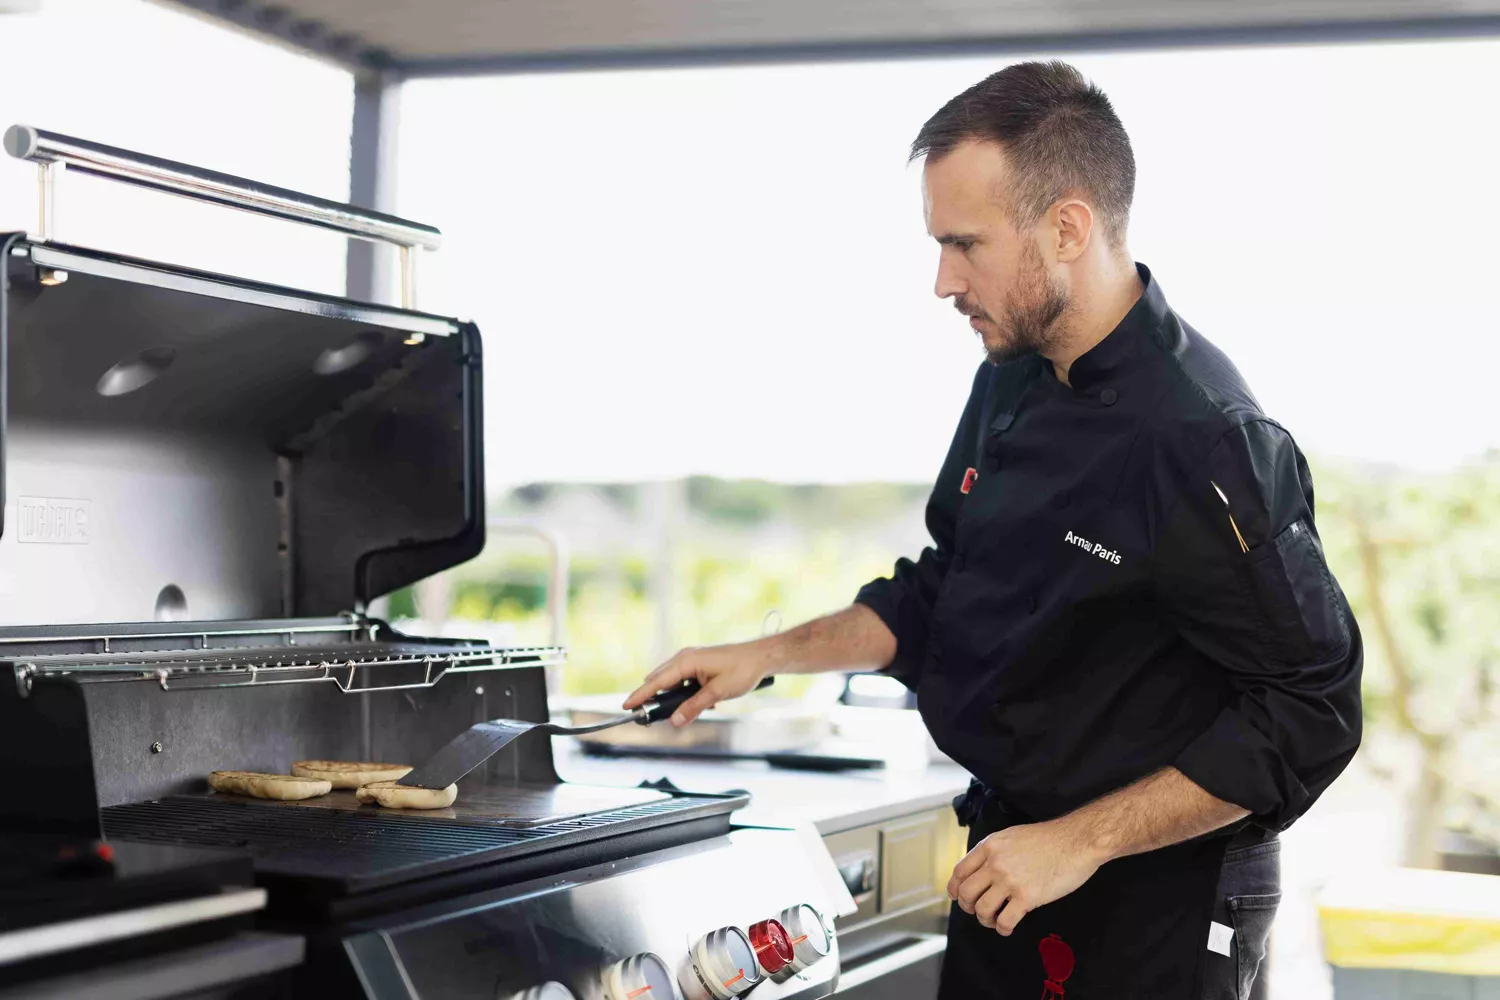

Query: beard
left=956, top=243, right=1069, bottom=366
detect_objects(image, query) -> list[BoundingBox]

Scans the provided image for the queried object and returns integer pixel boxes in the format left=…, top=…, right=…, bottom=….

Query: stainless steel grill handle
left=3, top=124, right=440, bottom=309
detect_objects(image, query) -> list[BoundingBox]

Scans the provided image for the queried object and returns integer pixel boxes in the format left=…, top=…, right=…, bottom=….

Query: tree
left=1315, top=453, right=1500, bottom=867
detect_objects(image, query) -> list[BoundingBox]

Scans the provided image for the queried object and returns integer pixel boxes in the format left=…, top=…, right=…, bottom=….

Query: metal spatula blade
left=397, top=677, right=773, bottom=790
left=397, top=719, right=548, bottom=790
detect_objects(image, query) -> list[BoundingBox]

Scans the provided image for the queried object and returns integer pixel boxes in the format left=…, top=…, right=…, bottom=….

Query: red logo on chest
left=960, top=467, right=978, bottom=494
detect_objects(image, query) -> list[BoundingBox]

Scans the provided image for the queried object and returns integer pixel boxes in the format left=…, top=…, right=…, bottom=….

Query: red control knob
left=747, top=919, right=795, bottom=976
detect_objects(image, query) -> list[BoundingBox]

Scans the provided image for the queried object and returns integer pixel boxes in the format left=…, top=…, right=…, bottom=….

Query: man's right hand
left=621, top=640, right=781, bottom=727
left=620, top=605, right=898, bottom=728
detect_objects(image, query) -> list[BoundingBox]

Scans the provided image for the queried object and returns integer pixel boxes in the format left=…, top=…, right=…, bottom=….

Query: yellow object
left=1319, top=867, right=1500, bottom=976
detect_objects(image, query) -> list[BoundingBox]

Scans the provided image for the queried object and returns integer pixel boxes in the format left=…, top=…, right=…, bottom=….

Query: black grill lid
left=1, top=234, right=486, bottom=620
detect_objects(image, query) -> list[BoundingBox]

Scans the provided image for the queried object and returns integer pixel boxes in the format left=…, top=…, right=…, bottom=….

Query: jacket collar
left=1060, top=262, right=1167, bottom=392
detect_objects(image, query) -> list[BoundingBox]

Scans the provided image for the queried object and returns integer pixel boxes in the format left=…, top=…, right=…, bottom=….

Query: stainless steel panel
left=835, top=934, right=945, bottom=998
left=0, top=888, right=267, bottom=966
left=878, top=815, right=941, bottom=914
left=823, top=827, right=879, bottom=928
left=0, top=423, right=280, bottom=626
left=0, top=931, right=305, bottom=1000
left=27, top=245, right=458, bottom=338
left=346, top=827, right=845, bottom=1000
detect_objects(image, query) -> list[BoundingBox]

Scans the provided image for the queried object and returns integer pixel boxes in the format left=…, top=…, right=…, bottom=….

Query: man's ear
left=1053, top=199, right=1095, bottom=264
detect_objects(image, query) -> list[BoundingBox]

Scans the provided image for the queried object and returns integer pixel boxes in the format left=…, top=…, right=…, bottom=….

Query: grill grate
left=103, top=793, right=741, bottom=894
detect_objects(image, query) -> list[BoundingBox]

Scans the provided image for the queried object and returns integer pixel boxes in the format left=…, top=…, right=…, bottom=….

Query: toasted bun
left=208, top=770, right=332, bottom=801
left=290, top=760, right=413, bottom=789
left=354, top=780, right=458, bottom=810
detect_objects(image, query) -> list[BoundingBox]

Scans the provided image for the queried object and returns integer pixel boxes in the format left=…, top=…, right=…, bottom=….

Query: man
left=625, top=60, right=1362, bottom=998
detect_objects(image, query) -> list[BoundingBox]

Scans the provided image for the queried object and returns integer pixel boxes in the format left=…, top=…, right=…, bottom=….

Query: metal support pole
left=399, top=245, right=418, bottom=310
left=487, top=520, right=570, bottom=701
left=346, top=71, right=403, bottom=306
left=487, top=521, right=570, bottom=649
left=35, top=160, right=61, bottom=241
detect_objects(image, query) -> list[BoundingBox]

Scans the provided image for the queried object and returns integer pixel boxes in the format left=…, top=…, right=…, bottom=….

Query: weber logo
left=1064, top=529, right=1121, bottom=565
left=16, top=497, right=91, bottom=545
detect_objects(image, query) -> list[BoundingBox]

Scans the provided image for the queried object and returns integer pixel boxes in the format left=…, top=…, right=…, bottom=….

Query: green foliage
left=428, top=464, right=1500, bottom=852
left=1314, top=453, right=1500, bottom=843
left=386, top=586, right=417, bottom=620
left=451, top=537, right=896, bottom=698
left=686, top=477, right=783, bottom=526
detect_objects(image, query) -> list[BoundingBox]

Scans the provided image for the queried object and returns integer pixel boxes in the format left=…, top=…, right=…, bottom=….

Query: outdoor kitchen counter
left=551, top=740, right=973, bottom=835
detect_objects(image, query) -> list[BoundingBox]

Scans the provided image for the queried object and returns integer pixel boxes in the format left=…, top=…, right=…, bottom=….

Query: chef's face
left=923, top=139, right=1069, bottom=365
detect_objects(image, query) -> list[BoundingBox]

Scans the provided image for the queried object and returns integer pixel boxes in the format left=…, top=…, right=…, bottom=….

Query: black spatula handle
left=641, top=675, right=775, bottom=725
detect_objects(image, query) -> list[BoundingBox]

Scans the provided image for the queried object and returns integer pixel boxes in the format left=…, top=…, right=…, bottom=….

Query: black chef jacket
left=855, top=264, right=1362, bottom=996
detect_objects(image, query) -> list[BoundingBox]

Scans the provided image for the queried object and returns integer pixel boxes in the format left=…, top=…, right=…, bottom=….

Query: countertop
left=551, top=739, right=971, bottom=835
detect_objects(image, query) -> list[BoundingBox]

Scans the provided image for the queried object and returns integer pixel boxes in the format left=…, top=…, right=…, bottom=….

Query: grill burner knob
left=603, top=953, right=678, bottom=1000
left=505, top=984, right=576, bottom=1000
left=746, top=919, right=795, bottom=975
left=683, top=926, right=763, bottom=999
left=774, top=904, right=833, bottom=974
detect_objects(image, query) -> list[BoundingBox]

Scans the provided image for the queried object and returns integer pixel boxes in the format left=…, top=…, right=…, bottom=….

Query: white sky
left=2, top=2, right=1497, bottom=486
left=0, top=0, right=352, bottom=292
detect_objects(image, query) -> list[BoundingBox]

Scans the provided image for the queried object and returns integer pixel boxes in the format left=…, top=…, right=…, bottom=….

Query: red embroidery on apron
left=961, top=467, right=978, bottom=494
left=1038, top=934, right=1075, bottom=998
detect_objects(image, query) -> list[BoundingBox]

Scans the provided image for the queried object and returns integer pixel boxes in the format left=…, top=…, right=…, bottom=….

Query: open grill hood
left=1, top=234, right=483, bottom=624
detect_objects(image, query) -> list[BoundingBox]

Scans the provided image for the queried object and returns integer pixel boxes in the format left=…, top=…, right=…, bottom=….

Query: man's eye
left=955, top=241, right=975, bottom=253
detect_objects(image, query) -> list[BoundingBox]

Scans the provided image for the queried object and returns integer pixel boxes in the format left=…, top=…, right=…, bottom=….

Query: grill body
left=0, top=199, right=849, bottom=997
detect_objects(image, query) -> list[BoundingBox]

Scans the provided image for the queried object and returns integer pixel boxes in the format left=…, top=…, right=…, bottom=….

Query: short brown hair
left=911, top=61, right=1135, bottom=247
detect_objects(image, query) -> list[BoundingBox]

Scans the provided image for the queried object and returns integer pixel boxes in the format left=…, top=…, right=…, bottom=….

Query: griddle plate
left=102, top=791, right=745, bottom=895
left=260, top=782, right=668, bottom=827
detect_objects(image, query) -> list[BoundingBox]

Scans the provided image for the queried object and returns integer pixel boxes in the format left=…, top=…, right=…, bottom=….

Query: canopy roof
left=161, top=0, right=1500, bottom=75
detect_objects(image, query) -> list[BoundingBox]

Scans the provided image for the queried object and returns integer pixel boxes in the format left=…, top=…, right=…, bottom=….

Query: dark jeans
left=1201, top=838, right=1281, bottom=1000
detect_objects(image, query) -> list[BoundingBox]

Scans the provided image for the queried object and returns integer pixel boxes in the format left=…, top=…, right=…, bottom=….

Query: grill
left=0, top=126, right=849, bottom=1000
left=103, top=793, right=744, bottom=893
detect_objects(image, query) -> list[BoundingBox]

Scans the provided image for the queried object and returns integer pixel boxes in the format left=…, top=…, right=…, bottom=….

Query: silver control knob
left=505, top=984, right=576, bottom=1000
left=683, top=926, right=763, bottom=999
left=776, top=904, right=833, bottom=973
left=603, top=953, right=679, bottom=1000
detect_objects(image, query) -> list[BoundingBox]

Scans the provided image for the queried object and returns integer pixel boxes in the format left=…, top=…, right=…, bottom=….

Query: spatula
left=398, top=676, right=774, bottom=790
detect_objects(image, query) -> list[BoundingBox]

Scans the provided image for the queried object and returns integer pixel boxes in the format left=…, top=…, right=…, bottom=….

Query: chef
left=625, top=60, right=1362, bottom=998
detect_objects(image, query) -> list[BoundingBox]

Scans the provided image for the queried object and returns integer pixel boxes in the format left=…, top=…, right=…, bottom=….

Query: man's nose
left=935, top=254, right=966, bottom=300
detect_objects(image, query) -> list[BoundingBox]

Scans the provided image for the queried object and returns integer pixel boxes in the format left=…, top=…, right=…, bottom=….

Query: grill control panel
left=603, top=952, right=678, bottom=1000
left=682, top=925, right=765, bottom=999
left=511, top=909, right=832, bottom=1000
left=347, top=828, right=850, bottom=1000
left=506, top=984, right=577, bottom=1000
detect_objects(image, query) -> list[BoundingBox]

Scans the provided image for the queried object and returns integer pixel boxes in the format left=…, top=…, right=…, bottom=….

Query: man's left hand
left=947, top=818, right=1106, bottom=936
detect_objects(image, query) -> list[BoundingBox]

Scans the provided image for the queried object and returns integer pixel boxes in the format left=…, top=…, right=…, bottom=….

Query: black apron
left=938, top=782, right=1232, bottom=999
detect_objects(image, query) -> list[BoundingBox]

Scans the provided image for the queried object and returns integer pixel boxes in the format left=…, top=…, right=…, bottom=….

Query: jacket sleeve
left=1156, top=419, right=1363, bottom=830
left=854, top=363, right=988, bottom=690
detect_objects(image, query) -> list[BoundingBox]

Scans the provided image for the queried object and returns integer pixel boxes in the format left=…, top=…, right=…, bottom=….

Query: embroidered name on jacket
left=1064, top=529, right=1122, bottom=565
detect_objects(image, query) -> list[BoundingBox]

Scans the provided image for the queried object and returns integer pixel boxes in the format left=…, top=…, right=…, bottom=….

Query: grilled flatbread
left=208, top=770, right=331, bottom=801
left=354, top=780, right=458, bottom=810
left=291, top=760, right=413, bottom=789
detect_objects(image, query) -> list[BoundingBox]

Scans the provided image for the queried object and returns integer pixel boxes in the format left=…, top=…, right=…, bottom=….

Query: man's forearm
left=1063, top=767, right=1250, bottom=864
left=948, top=767, right=1252, bottom=936
left=766, top=604, right=897, bottom=676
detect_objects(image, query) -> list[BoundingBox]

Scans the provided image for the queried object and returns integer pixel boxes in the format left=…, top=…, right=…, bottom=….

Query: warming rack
left=3, top=617, right=565, bottom=698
